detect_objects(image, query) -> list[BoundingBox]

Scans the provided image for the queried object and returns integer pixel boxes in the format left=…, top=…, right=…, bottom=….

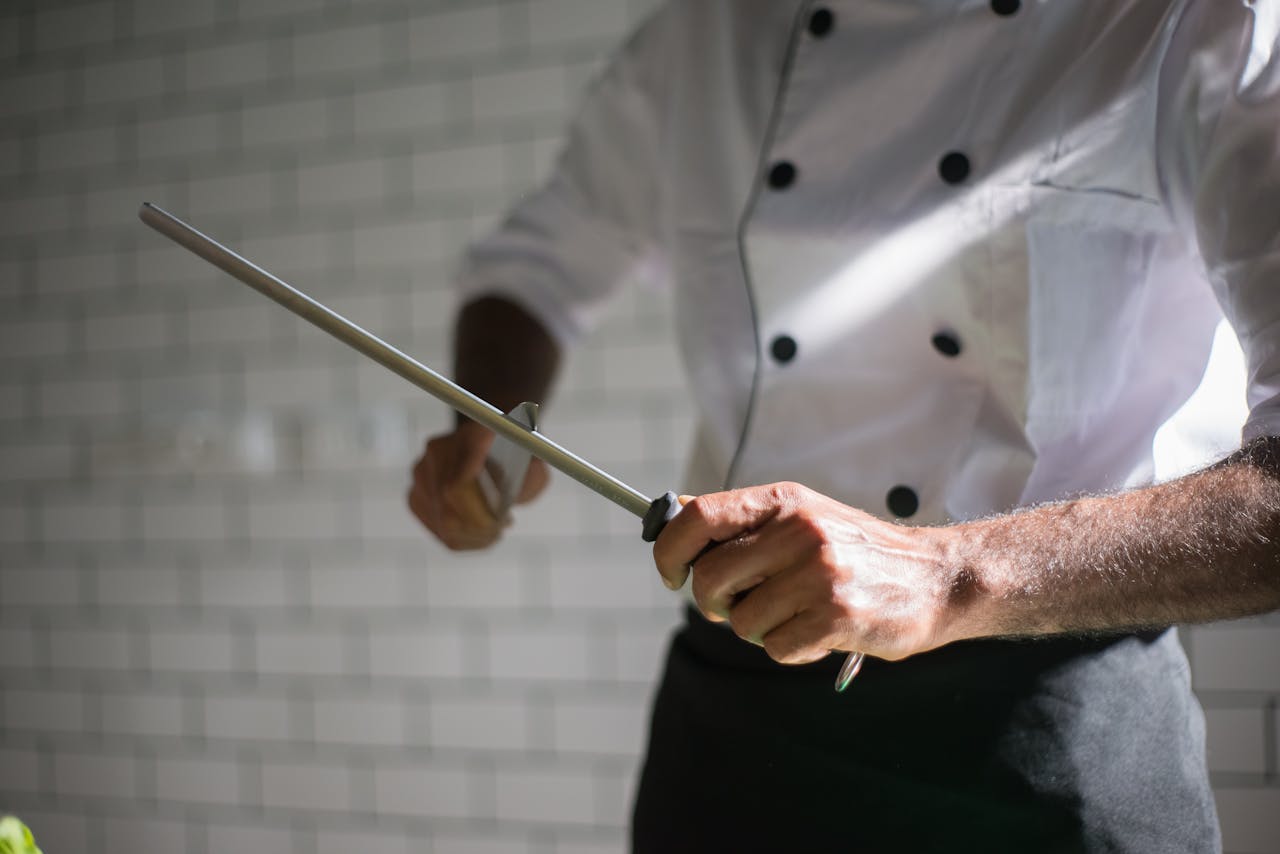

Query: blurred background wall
left=0, top=1, right=1276, bottom=852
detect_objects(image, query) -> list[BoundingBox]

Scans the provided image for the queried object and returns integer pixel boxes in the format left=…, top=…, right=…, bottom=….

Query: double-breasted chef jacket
left=459, top=0, right=1277, bottom=523
left=455, top=1, right=1276, bottom=847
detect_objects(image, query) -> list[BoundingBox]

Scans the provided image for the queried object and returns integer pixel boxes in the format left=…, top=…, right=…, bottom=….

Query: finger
left=724, top=561, right=821, bottom=646
left=688, top=509, right=820, bottom=620
left=444, top=475, right=504, bottom=532
left=653, top=484, right=801, bottom=587
left=761, top=610, right=841, bottom=666
left=445, top=422, right=496, bottom=484
left=686, top=532, right=781, bottom=620
left=408, top=483, right=498, bottom=551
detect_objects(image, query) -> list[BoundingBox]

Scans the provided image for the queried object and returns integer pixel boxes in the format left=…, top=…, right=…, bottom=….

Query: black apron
left=631, top=607, right=1218, bottom=854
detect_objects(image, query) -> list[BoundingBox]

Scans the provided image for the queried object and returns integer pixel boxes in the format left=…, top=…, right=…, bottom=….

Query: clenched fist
left=652, top=482, right=968, bottom=665
left=408, top=420, right=550, bottom=550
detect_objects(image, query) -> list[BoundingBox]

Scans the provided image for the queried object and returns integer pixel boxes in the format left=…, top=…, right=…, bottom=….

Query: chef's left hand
left=652, top=482, right=966, bottom=665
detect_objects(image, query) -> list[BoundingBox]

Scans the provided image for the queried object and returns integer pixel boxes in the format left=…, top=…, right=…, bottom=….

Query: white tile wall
left=2, top=1, right=1272, bottom=853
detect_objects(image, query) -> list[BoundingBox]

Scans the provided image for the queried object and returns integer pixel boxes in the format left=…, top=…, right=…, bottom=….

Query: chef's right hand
left=407, top=420, right=549, bottom=550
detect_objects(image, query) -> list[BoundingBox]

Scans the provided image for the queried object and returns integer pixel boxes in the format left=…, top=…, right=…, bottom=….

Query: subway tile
left=0, top=501, right=30, bottom=545
left=12, top=813, right=88, bottom=854
left=41, top=493, right=131, bottom=543
left=552, top=697, right=647, bottom=756
left=297, top=156, right=388, bottom=209
left=0, top=69, right=67, bottom=119
left=242, top=97, right=333, bottom=149
left=1216, top=788, right=1280, bottom=854
left=37, top=249, right=122, bottom=294
left=132, top=0, right=218, bottom=38
left=149, top=626, right=236, bottom=673
left=555, top=839, right=629, bottom=854
left=353, top=80, right=450, bottom=135
left=204, top=693, right=293, bottom=741
left=409, top=6, right=505, bottom=60
left=432, top=833, right=530, bottom=854
left=246, top=492, right=349, bottom=542
left=187, top=168, right=278, bottom=219
left=425, top=562, right=526, bottom=611
left=351, top=216, right=450, bottom=271
left=0, top=192, right=73, bottom=237
left=0, top=316, right=74, bottom=359
left=261, top=759, right=352, bottom=811
left=35, top=2, right=118, bottom=53
left=199, top=560, right=297, bottom=610
left=0, top=440, right=76, bottom=482
left=528, top=0, right=629, bottom=48
left=470, top=66, right=568, bottom=123
left=54, top=750, right=136, bottom=799
left=359, top=494, right=432, bottom=541
left=232, top=0, right=328, bottom=23
left=0, top=624, right=37, bottom=669
left=0, top=746, right=41, bottom=793
left=205, top=825, right=295, bottom=854
left=136, top=112, right=222, bottom=161
left=1204, top=707, right=1267, bottom=775
left=82, top=55, right=167, bottom=106
left=429, top=695, right=529, bottom=751
left=494, top=765, right=596, bottom=824
left=412, top=142, right=508, bottom=197
left=613, top=621, right=674, bottom=683
left=547, top=542, right=666, bottom=610
left=36, top=124, right=121, bottom=172
left=142, top=492, right=231, bottom=541
left=369, top=625, right=466, bottom=680
left=95, top=565, right=184, bottom=609
left=186, top=302, right=279, bottom=348
left=183, top=39, right=275, bottom=92
left=38, top=376, right=130, bottom=419
left=102, top=816, right=187, bottom=854
left=83, top=310, right=171, bottom=352
left=1190, top=624, right=1280, bottom=691
left=488, top=625, right=592, bottom=681
left=256, top=627, right=349, bottom=676
left=49, top=626, right=133, bottom=671
left=313, top=696, right=406, bottom=746
left=155, top=756, right=242, bottom=805
left=101, top=690, right=185, bottom=738
left=293, top=22, right=386, bottom=78
left=244, top=364, right=338, bottom=410
left=4, top=688, right=85, bottom=732
left=0, top=565, right=82, bottom=607
left=316, top=828, right=417, bottom=854
left=310, top=564, right=405, bottom=610
left=375, top=762, right=473, bottom=818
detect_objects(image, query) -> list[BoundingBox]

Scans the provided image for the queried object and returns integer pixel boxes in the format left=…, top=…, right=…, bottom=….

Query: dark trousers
left=631, top=608, right=1218, bottom=854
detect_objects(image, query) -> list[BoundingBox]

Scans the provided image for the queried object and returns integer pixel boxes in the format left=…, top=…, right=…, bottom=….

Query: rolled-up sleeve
left=455, top=8, right=671, bottom=348
left=1159, top=1, right=1280, bottom=442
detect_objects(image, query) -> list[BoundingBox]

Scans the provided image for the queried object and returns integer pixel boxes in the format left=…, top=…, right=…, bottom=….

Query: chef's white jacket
left=457, top=0, right=1280, bottom=524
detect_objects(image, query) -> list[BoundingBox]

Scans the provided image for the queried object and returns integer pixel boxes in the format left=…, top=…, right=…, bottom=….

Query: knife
left=137, top=202, right=866, bottom=692
left=478, top=401, right=540, bottom=522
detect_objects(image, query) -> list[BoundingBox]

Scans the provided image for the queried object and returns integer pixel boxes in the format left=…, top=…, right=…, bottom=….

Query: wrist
left=925, top=521, right=1003, bottom=648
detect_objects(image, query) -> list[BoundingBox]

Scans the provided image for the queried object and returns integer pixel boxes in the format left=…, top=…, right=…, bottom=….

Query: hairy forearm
left=943, top=436, right=1280, bottom=643
left=453, top=295, right=561, bottom=420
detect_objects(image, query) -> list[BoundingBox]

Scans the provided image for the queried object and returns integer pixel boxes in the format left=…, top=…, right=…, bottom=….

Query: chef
left=409, top=1, right=1280, bottom=850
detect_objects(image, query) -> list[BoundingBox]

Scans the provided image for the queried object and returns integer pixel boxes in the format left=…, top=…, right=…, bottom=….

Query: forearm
left=453, top=295, right=561, bottom=421
left=944, top=436, right=1280, bottom=643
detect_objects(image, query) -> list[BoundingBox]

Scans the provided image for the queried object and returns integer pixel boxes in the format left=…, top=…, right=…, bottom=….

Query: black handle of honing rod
left=641, top=491, right=681, bottom=542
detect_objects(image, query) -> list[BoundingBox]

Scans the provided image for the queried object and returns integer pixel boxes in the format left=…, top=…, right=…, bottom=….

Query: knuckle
left=761, top=632, right=795, bottom=664
left=682, top=495, right=711, bottom=525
